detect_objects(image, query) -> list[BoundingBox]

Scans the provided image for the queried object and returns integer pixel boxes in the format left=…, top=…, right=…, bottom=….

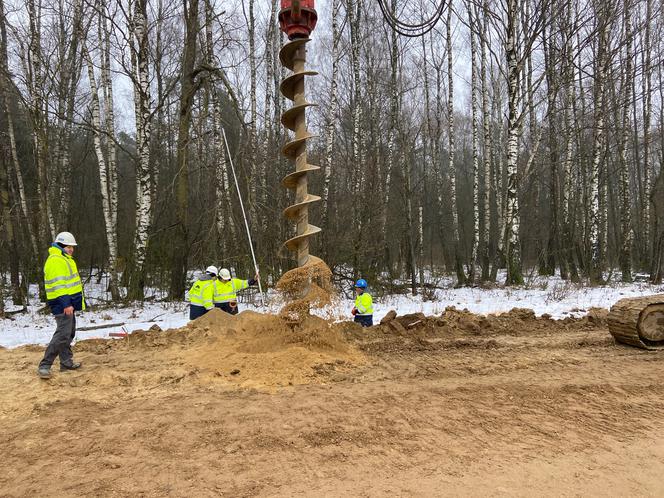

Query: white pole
left=221, top=127, right=266, bottom=307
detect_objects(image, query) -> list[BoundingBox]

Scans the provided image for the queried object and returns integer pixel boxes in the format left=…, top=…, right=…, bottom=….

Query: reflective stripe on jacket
left=189, top=277, right=215, bottom=310
left=44, top=245, right=85, bottom=314
left=355, top=292, right=373, bottom=315
left=214, top=278, right=248, bottom=303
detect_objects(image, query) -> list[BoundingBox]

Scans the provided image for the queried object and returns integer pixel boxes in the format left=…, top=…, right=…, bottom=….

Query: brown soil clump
left=276, top=256, right=337, bottom=322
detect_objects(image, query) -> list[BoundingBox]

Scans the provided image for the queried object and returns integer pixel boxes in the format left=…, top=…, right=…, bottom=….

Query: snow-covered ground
left=1, top=273, right=663, bottom=349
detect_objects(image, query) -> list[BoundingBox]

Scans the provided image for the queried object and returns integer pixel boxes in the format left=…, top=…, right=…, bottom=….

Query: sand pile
left=180, top=308, right=366, bottom=389
left=371, top=306, right=607, bottom=341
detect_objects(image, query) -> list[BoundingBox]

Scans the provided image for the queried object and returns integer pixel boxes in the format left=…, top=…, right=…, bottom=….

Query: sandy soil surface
left=2, top=307, right=664, bottom=497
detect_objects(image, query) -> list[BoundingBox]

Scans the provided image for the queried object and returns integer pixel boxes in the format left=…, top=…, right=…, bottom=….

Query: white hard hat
left=205, top=265, right=219, bottom=276
left=219, top=268, right=231, bottom=280
left=54, top=231, right=77, bottom=246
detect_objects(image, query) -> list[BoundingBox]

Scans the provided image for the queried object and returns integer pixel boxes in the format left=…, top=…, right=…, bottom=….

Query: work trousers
left=354, top=315, right=373, bottom=327
left=39, top=313, right=76, bottom=368
left=215, top=302, right=239, bottom=315
left=190, top=305, right=210, bottom=320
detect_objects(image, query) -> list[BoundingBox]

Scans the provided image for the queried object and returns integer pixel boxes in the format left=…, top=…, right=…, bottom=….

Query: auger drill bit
left=280, top=39, right=320, bottom=268
left=279, top=1, right=321, bottom=277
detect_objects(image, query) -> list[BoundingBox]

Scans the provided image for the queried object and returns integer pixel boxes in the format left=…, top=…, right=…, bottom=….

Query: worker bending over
left=189, top=266, right=218, bottom=320
left=351, top=278, right=373, bottom=327
left=38, top=232, right=85, bottom=379
left=214, top=268, right=258, bottom=315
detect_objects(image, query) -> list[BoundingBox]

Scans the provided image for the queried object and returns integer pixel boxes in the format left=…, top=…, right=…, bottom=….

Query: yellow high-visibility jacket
left=213, top=278, right=249, bottom=303
left=44, top=245, right=85, bottom=315
left=355, top=292, right=373, bottom=315
left=189, top=276, right=215, bottom=310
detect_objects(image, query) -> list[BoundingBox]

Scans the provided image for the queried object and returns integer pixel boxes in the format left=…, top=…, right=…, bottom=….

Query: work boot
left=38, top=366, right=52, bottom=379
left=60, top=361, right=82, bottom=372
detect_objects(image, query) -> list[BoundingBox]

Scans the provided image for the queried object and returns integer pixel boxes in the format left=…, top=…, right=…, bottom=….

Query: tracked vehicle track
left=608, top=294, right=664, bottom=349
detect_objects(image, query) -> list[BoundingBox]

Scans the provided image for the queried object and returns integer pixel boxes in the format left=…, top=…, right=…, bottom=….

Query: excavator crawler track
left=607, top=294, right=664, bottom=349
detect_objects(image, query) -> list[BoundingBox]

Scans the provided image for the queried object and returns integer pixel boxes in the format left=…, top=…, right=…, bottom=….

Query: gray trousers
left=39, top=313, right=76, bottom=368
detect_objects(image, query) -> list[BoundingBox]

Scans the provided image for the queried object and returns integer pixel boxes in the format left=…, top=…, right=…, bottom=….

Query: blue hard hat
left=355, top=278, right=368, bottom=289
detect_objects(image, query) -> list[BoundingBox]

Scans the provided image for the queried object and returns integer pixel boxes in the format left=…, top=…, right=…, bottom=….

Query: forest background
left=0, top=0, right=663, bottom=313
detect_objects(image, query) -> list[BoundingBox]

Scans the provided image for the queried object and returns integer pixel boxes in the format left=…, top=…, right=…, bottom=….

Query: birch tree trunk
left=247, top=0, right=258, bottom=227
left=618, top=1, right=633, bottom=282
left=504, top=0, right=524, bottom=285
left=446, top=1, right=466, bottom=286
left=348, top=0, right=363, bottom=193
left=479, top=0, right=492, bottom=282
left=589, top=8, right=609, bottom=283
left=642, top=0, right=652, bottom=269
left=561, top=0, right=579, bottom=281
left=543, top=23, right=559, bottom=277
left=379, top=0, right=398, bottom=270
left=82, top=38, right=120, bottom=299
left=468, top=0, right=480, bottom=284
left=347, top=0, right=364, bottom=273
left=100, top=3, right=118, bottom=260
left=127, top=0, right=153, bottom=300
left=491, top=70, right=506, bottom=282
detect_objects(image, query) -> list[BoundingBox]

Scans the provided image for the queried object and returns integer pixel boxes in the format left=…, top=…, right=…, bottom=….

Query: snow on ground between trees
left=2, top=274, right=662, bottom=349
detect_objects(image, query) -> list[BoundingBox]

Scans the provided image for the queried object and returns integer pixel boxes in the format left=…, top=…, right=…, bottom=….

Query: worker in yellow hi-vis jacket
left=351, top=278, right=373, bottom=327
left=188, top=266, right=218, bottom=320
left=213, top=268, right=258, bottom=315
left=38, top=232, right=86, bottom=379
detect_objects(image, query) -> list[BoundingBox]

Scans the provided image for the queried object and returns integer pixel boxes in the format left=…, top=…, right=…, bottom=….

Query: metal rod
left=221, top=126, right=266, bottom=308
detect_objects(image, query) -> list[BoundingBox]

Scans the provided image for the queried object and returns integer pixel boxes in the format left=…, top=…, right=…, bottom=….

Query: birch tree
left=446, top=1, right=465, bottom=286
left=127, top=0, right=154, bottom=300
left=588, top=1, right=611, bottom=283
left=479, top=0, right=492, bottom=281
left=81, top=13, right=120, bottom=300
left=617, top=0, right=633, bottom=282
left=468, top=0, right=480, bottom=284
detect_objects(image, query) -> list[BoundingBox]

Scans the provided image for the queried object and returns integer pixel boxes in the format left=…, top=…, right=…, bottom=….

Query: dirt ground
left=2, top=306, right=664, bottom=497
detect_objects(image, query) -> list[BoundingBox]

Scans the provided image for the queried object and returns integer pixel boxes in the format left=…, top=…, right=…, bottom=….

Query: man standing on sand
left=38, top=232, right=85, bottom=379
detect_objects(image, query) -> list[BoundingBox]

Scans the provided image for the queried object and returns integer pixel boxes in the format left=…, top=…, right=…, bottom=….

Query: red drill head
left=279, top=0, right=317, bottom=39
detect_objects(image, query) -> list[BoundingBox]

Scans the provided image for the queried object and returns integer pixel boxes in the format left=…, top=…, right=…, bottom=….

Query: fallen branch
left=2, top=308, right=28, bottom=317
left=77, top=322, right=126, bottom=331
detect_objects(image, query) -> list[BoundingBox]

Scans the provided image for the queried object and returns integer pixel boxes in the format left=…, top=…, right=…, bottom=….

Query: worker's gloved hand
left=351, top=308, right=357, bottom=316
left=248, top=278, right=258, bottom=286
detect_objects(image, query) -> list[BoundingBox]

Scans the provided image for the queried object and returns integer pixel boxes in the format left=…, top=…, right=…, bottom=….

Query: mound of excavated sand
left=176, top=309, right=366, bottom=389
